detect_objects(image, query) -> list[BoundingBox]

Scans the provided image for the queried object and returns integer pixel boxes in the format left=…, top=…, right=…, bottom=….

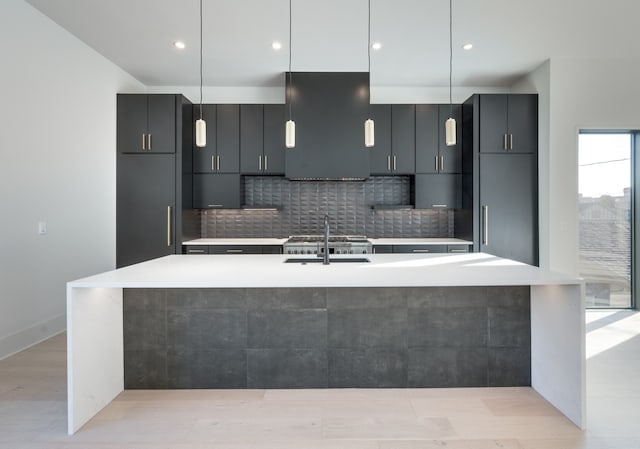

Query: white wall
left=513, top=58, right=640, bottom=275
left=0, top=0, right=144, bottom=358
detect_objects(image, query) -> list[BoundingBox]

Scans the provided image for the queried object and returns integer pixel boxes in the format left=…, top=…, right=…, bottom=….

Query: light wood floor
left=0, top=310, right=638, bottom=449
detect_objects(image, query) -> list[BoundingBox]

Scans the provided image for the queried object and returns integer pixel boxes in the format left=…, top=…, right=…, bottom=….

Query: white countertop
left=68, top=253, right=581, bottom=289
left=183, top=238, right=288, bottom=245
left=368, top=238, right=473, bottom=245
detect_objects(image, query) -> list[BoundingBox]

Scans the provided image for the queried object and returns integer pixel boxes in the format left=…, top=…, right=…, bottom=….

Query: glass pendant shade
left=364, top=118, right=375, bottom=147
left=195, top=119, right=207, bottom=147
left=445, top=117, right=456, bottom=146
left=285, top=119, right=295, bottom=148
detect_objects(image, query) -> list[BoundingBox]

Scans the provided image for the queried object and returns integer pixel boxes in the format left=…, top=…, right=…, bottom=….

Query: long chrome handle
left=503, top=134, right=508, bottom=150
left=412, top=249, right=431, bottom=253
left=142, top=133, right=146, bottom=150
left=387, top=155, right=391, bottom=171
left=440, top=155, right=444, bottom=172
left=435, top=155, right=439, bottom=172
left=226, top=249, right=243, bottom=253
left=211, top=155, right=215, bottom=171
left=431, top=204, right=447, bottom=208
left=264, top=155, right=268, bottom=171
left=217, top=155, right=221, bottom=171
left=167, top=206, right=172, bottom=247
left=207, top=204, right=223, bottom=208
left=259, top=155, right=262, bottom=171
left=188, top=249, right=206, bottom=254
left=449, top=249, right=468, bottom=253
left=509, top=134, right=513, bottom=150
left=393, top=155, right=397, bottom=171
left=148, top=134, right=152, bottom=151
left=482, top=205, right=489, bottom=246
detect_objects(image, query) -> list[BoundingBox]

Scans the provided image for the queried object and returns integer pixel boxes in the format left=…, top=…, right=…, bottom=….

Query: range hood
left=285, top=72, right=371, bottom=180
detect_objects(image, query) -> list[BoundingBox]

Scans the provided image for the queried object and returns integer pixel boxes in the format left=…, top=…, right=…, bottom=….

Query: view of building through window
left=578, top=133, right=632, bottom=308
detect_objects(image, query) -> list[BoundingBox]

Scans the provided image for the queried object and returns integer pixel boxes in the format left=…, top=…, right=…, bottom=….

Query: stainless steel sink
left=284, top=257, right=370, bottom=264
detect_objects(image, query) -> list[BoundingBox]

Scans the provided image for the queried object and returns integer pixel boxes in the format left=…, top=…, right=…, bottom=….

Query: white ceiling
left=23, top=0, right=640, bottom=89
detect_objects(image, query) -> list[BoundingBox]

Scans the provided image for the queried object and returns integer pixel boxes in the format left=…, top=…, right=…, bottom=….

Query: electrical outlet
left=38, top=221, right=47, bottom=235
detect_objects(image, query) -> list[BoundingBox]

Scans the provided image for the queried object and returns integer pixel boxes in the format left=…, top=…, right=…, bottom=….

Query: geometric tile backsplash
left=201, top=175, right=454, bottom=238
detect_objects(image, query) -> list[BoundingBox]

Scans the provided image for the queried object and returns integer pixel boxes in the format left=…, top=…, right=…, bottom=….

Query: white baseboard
left=0, top=314, right=66, bottom=360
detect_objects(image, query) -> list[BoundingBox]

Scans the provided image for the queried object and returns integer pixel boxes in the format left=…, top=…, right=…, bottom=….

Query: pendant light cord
left=449, top=0, right=453, bottom=116
left=199, top=0, right=203, bottom=120
left=288, top=0, right=293, bottom=121
left=367, top=0, right=371, bottom=118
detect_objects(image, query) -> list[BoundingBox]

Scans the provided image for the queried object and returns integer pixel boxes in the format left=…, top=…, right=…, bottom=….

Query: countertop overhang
left=68, top=253, right=581, bottom=289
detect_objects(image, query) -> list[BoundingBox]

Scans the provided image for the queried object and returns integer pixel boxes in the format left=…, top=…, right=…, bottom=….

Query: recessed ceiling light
left=272, top=41, right=282, bottom=50
left=173, top=41, right=186, bottom=50
left=372, top=42, right=382, bottom=50
left=462, top=43, right=473, bottom=50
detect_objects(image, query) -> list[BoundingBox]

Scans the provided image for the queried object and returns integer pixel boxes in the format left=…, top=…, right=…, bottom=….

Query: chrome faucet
left=322, top=214, right=330, bottom=265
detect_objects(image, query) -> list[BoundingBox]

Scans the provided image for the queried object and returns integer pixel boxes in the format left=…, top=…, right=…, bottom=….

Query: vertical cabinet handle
left=147, top=134, right=152, bottom=151
left=482, top=205, right=489, bottom=246
left=435, top=155, right=439, bottom=172
left=259, top=155, right=262, bottom=171
left=440, top=155, right=444, bottom=172
left=167, top=206, right=172, bottom=247
left=264, top=155, right=268, bottom=171
left=393, top=155, right=397, bottom=171
left=217, top=155, right=221, bottom=171
left=509, top=134, right=513, bottom=150
left=503, top=134, right=508, bottom=151
left=387, top=155, right=391, bottom=171
left=142, top=133, right=146, bottom=150
left=211, top=155, right=215, bottom=171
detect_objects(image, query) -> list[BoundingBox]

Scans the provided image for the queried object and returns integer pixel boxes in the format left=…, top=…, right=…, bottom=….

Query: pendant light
left=445, top=0, right=456, bottom=146
left=285, top=0, right=295, bottom=148
left=195, top=0, right=206, bottom=148
left=364, top=0, right=375, bottom=148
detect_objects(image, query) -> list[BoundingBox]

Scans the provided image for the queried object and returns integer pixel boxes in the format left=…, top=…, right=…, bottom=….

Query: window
left=578, top=132, right=632, bottom=308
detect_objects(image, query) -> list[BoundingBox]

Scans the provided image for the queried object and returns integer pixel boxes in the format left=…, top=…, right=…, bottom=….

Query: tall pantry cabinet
left=116, top=94, right=198, bottom=268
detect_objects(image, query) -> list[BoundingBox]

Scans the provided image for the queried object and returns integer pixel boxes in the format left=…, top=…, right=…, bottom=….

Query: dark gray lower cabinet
left=123, top=286, right=531, bottom=389
left=184, top=245, right=209, bottom=254
left=479, top=154, right=537, bottom=265
left=183, top=245, right=283, bottom=254
left=392, top=245, right=447, bottom=254
left=415, top=174, right=462, bottom=209
left=117, top=154, right=175, bottom=267
left=193, top=174, right=241, bottom=209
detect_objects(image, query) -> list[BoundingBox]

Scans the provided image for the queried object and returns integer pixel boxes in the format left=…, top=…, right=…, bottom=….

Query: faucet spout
left=323, top=214, right=330, bottom=265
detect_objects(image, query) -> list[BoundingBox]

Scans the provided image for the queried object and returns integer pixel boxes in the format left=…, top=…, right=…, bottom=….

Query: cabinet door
left=368, top=104, right=393, bottom=175
left=117, top=94, right=148, bottom=153
left=263, top=104, right=286, bottom=175
left=392, top=245, right=447, bottom=254
left=262, top=245, right=283, bottom=254
left=372, top=245, right=393, bottom=254
left=415, top=104, right=439, bottom=174
left=216, top=104, right=240, bottom=173
left=479, top=94, right=508, bottom=153
left=507, top=95, right=538, bottom=154
left=479, top=154, right=537, bottom=265
left=193, top=104, right=217, bottom=173
left=415, top=174, right=461, bottom=209
left=438, top=104, right=462, bottom=173
left=117, top=154, right=176, bottom=267
left=391, top=104, right=415, bottom=173
left=146, top=95, right=176, bottom=153
left=193, top=173, right=241, bottom=209
left=184, top=245, right=209, bottom=254
left=240, top=104, right=264, bottom=174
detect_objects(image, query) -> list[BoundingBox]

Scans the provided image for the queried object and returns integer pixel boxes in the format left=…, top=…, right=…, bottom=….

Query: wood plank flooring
left=0, top=310, right=638, bottom=449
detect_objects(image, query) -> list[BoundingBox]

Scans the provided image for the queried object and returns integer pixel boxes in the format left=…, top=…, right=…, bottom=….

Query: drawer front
left=372, top=245, right=393, bottom=254
left=392, top=245, right=447, bottom=254
left=261, top=245, right=283, bottom=254
left=447, top=244, right=470, bottom=253
left=209, top=245, right=263, bottom=255
left=183, top=245, right=210, bottom=254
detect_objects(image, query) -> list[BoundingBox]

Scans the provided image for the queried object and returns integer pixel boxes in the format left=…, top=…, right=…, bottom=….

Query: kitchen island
left=66, top=253, right=584, bottom=434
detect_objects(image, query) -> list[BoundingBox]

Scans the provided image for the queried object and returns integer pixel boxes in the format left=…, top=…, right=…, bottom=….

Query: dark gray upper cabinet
left=368, top=105, right=394, bottom=175
left=241, top=104, right=285, bottom=175
left=285, top=72, right=370, bottom=179
left=193, top=173, right=241, bottom=209
left=117, top=94, right=176, bottom=154
left=415, top=104, right=462, bottom=174
left=415, top=174, right=462, bottom=209
left=390, top=104, right=416, bottom=174
left=479, top=94, right=537, bottom=153
left=193, top=104, right=239, bottom=173
left=263, top=104, right=286, bottom=174
left=479, top=153, right=537, bottom=265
